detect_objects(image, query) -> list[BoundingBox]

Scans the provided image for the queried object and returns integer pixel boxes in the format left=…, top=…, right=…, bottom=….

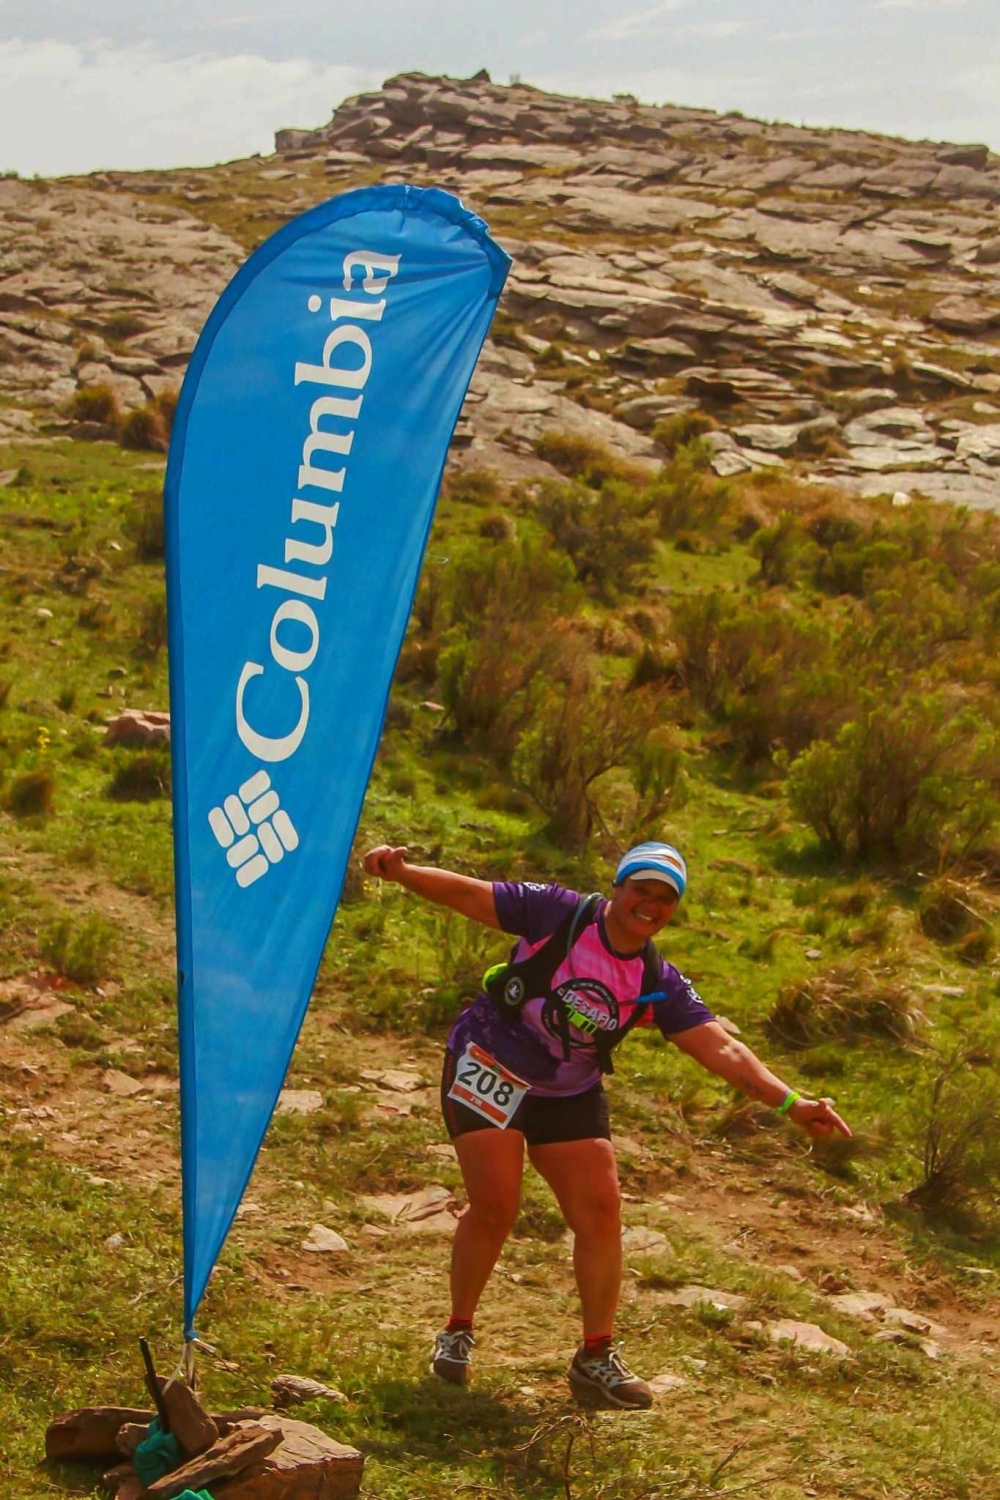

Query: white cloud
left=873, top=0, right=968, bottom=9
left=676, top=22, right=748, bottom=39
left=0, top=40, right=379, bottom=176
left=767, top=26, right=866, bottom=42
left=584, top=2, right=692, bottom=44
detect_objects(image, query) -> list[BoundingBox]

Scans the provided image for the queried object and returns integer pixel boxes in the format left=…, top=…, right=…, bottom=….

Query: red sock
left=447, top=1316, right=474, bottom=1333
left=583, top=1333, right=612, bottom=1353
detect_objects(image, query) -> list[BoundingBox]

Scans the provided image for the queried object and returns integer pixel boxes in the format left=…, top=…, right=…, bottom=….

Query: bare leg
left=450, top=1128, right=526, bottom=1320
left=529, top=1137, right=622, bottom=1337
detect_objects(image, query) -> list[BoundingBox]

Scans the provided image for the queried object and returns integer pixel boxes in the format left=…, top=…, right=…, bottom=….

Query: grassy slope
left=1, top=433, right=999, bottom=1500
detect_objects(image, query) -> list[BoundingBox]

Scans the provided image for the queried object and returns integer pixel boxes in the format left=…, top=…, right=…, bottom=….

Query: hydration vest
left=483, top=893, right=666, bottom=1075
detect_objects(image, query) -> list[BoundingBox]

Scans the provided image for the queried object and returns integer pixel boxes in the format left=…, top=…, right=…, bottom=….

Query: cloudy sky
left=2, top=0, right=998, bottom=177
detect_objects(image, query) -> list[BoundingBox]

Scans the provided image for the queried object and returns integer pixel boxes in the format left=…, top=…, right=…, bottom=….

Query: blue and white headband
left=614, top=842, right=687, bottom=899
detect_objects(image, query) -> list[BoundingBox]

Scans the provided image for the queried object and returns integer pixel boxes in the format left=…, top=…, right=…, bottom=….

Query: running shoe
left=431, top=1326, right=475, bottom=1385
left=568, top=1343, right=653, bottom=1409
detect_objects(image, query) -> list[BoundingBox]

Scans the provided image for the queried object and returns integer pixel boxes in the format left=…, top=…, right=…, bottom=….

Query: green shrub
left=106, top=751, right=171, bottom=801
left=41, top=912, right=117, bottom=985
left=671, top=589, right=837, bottom=762
left=419, top=910, right=509, bottom=1033
left=135, top=594, right=168, bottom=658
left=512, top=658, right=673, bottom=850
left=651, top=410, right=716, bottom=455
left=125, top=491, right=165, bottom=561
left=67, top=383, right=119, bottom=426
left=752, top=512, right=818, bottom=587
left=535, top=479, right=656, bottom=601
left=156, top=387, right=179, bottom=436
left=478, top=511, right=515, bottom=541
left=918, top=878, right=981, bottom=943
left=629, top=643, right=680, bottom=691
left=904, top=1046, right=1000, bottom=1230
left=533, top=429, right=648, bottom=489
left=444, top=466, right=507, bottom=507
left=3, top=767, right=55, bottom=817
left=439, top=534, right=579, bottom=634
left=102, top=311, right=148, bottom=341
left=435, top=537, right=581, bottom=764
left=77, top=599, right=113, bottom=633
left=54, top=1009, right=107, bottom=1050
left=768, top=964, right=921, bottom=1049
left=439, top=620, right=560, bottom=765
left=647, top=441, right=732, bottom=539
left=954, top=924, right=995, bottom=966
left=788, top=692, right=1000, bottom=863
left=119, top=404, right=168, bottom=452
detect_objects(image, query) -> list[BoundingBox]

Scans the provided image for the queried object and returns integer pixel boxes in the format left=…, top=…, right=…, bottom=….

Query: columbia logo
left=208, top=771, right=299, bottom=888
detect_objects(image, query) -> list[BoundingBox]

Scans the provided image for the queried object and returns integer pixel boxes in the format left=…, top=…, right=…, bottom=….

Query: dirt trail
left=4, top=999, right=998, bottom=1374
left=3, top=836, right=997, bottom=1373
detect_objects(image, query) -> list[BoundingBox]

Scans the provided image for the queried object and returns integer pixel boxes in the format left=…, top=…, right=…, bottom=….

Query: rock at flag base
left=72, top=1413, right=363, bottom=1500
left=45, top=1408, right=154, bottom=1462
left=144, top=1422, right=282, bottom=1497
left=155, top=1372, right=220, bottom=1457
left=208, top=1417, right=363, bottom=1500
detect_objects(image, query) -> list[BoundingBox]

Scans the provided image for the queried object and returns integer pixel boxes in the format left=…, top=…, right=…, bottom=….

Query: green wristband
left=775, top=1090, right=801, bottom=1116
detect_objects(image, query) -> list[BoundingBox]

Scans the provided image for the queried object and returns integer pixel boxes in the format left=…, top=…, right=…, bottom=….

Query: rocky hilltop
left=4, top=70, right=1000, bottom=507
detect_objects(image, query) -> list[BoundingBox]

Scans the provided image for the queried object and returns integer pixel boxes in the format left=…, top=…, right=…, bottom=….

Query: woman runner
left=362, top=839, right=851, bottom=1409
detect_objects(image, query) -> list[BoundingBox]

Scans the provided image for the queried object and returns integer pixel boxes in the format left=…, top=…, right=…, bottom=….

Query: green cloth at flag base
left=132, top=1418, right=182, bottom=1486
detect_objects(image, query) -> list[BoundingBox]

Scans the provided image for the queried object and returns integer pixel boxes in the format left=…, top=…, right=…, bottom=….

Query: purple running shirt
left=447, top=882, right=714, bottom=1098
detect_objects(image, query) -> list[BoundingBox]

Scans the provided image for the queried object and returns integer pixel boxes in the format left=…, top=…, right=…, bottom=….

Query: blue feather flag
left=165, top=184, right=510, bottom=1337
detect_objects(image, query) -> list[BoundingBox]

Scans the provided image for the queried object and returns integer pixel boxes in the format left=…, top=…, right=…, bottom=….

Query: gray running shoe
left=568, top=1343, right=653, bottom=1410
left=431, top=1327, right=475, bottom=1385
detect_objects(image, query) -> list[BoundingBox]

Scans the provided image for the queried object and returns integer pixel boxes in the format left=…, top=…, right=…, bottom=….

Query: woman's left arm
left=671, top=1021, right=852, bottom=1138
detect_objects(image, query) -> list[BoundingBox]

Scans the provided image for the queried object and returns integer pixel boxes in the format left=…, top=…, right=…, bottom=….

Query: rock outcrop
left=2, top=70, right=1000, bottom=508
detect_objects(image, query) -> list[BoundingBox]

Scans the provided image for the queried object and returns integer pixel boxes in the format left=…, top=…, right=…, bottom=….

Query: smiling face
left=604, top=876, right=679, bottom=953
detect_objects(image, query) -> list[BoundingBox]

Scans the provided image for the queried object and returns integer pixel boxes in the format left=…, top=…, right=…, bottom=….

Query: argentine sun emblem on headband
left=166, top=185, right=510, bottom=1341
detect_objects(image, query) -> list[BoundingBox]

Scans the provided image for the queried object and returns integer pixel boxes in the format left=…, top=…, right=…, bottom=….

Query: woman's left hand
left=789, top=1096, right=852, bottom=1138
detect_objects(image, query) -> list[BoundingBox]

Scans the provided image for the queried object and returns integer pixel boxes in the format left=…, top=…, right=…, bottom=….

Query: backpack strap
left=485, top=895, right=666, bottom=1073
left=485, top=893, right=602, bottom=1013
left=592, top=939, right=665, bottom=1075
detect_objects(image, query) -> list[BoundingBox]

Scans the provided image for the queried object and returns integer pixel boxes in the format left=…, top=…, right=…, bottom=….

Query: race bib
left=447, top=1042, right=530, bottom=1129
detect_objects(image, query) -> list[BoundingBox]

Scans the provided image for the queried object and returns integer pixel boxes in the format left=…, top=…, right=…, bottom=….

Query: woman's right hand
left=363, top=845, right=410, bottom=882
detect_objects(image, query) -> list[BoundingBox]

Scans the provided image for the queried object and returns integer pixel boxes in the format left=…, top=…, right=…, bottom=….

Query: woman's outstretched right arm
left=362, top=845, right=500, bottom=928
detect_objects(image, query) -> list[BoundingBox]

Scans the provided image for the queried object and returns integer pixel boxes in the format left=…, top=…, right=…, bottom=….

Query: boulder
left=271, top=1375, right=347, bottom=1408
left=145, top=1423, right=283, bottom=1498
left=103, top=710, right=171, bottom=747
left=156, top=1374, right=219, bottom=1458
left=929, top=297, right=1000, bottom=334
left=732, top=422, right=804, bottom=454
left=767, top=1320, right=850, bottom=1357
left=301, top=1224, right=350, bottom=1254
left=276, top=1089, right=324, bottom=1115
left=611, top=335, right=697, bottom=368
left=662, top=1285, right=748, bottom=1312
left=614, top=395, right=696, bottom=431
left=954, top=424, right=1000, bottom=464
left=212, top=1416, right=363, bottom=1500
left=620, top=1225, right=669, bottom=1253
left=973, top=236, right=1000, bottom=265
left=45, top=1407, right=153, bottom=1462
left=938, top=144, right=991, bottom=170
left=932, top=166, right=1000, bottom=200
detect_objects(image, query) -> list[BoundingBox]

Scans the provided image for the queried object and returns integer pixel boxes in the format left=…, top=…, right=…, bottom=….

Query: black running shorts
left=440, top=1048, right=611, bottom=1145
